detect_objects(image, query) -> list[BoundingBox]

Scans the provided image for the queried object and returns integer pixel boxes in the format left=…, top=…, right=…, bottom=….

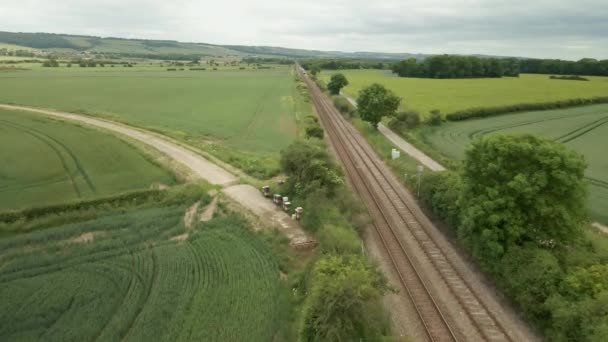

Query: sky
left=1, top=0, right=607, bottom=60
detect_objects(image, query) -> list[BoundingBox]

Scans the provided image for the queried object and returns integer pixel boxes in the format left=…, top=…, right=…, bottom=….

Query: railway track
left=301, top=71, right=513, bottom=342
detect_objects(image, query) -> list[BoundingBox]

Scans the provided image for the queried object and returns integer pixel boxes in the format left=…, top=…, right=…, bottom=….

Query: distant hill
left=0, top=31, right=426, bottom=60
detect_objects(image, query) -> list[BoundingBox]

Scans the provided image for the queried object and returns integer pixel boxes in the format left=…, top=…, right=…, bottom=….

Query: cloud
left=0, top=0, right=606, bottom=59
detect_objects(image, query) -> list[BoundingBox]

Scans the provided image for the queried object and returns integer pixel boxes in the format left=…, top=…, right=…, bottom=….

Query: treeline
left=0, top=48, right=35, bottom=57
left=391, top=55, right=520, bottom=78
left=392, top=55, right=608, bottom=78
left=242, top=57, right=293, bottom=65
left=300, top=59, right=388, bottom=71
left=419, top=135, right=607, bottom=341
left=521, top=58, right=608, bottom=76
left=0, top=31, right=79, bottom=49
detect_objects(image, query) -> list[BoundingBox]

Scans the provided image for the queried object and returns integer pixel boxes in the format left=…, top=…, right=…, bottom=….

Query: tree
left=309, top=65, right=321, bottom=77
left=357, top=84, right=400, bottom=128
left=299, top=256, right=389, bottom=341
left=280, top=140, right=343, bottom=196
left=327, top=73, right=349, bottom=95
left=458, top=134, right=588, bottom=270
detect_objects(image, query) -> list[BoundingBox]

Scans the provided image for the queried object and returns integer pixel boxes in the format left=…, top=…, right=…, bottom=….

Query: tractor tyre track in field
left=0, top=119, right=98, bottom=194
left=558, top=116, right=608, bottom=143
left=0, top=120, right=83, bottom=197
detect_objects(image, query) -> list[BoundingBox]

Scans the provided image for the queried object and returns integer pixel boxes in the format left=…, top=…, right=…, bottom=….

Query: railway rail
left=301, top=71, right=514, bottom=341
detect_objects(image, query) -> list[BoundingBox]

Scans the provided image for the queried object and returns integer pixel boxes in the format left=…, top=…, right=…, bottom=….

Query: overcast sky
left=1, top=0, right=607, bottom=60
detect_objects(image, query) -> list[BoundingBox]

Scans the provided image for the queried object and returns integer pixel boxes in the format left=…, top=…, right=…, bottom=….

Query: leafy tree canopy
left=458, top=134, right=588, bottom=269
left=327, top=73, right=349, bottom=95
left=299, top=256, right=389, bottom=341
left=357, top=83, right=400, bottom=128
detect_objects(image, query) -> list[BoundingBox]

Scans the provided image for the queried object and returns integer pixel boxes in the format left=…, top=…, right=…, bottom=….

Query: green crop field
left=0, top=200, right=286, bottom=341
left=420, top=104, right=608, bottom=224
left=0, top=66, right=303, bottom=177
left=320, top=70, right=608, bottom=116
left=0, top=108, right=175, bottom=210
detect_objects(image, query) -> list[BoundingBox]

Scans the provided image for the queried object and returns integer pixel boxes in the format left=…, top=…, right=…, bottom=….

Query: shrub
left=332, top=96, right=356, bottom=117
left=550, top=75, right=589, bottom=81
left=388, top=111, right=420, bottom=131
left=317, top=225, right=361, bottom=255
left=299, top=256, right=389, bottom=341
left=427, top=109, right=442, bottom=126
left=446, top=97, right=608, bottom=121
left=419, top=171, right=461, bottom=228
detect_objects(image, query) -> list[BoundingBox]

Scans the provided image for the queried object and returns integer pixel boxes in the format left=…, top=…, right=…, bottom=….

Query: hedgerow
left=445, top=96, right=608, bottom=121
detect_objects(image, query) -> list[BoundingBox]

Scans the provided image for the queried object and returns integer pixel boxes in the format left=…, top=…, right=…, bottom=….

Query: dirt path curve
left=340, top=92, right=446, bottom=171
left=0, top=104, right=237, bottom=185
left=0, top=103, right=315, bottom=246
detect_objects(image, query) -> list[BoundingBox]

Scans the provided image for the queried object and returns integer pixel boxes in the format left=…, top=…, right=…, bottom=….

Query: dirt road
left=0, top=103, right=314, bottom=246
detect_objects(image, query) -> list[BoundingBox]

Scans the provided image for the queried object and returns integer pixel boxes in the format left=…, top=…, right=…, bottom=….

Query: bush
left=299, top=256, right=389, bottom=341
left=388, top=111, right=420, bottom=131
left=280, top=140, right=343, bottom=197
left=419, top=171, right=461, bottom=228
left=167, top=68, right=177, bottom=71
left=317, top=225, right=361, bottom=255
left=446, top=97, right=608, bottom=121
left=550, top=75, right=589, bottom=81
left=304, top=115, right=324, bottom=139
left=427, top=109, right=442, bottom=126
left=332, top=96, right=356, bottom=117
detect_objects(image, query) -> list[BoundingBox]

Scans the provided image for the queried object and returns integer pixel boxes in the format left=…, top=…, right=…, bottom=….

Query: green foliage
left=332, top=96, right=356, bottom=117
left=357, top=83, right=401, bottom=128
left=327, top=73, right=349, bottom=95
left=459, top=134, right=588, bottom=270
left=299, top=256, right=389, bottom=341
left=419, top=171, right=461, bottom=228
left=317, top=225, right=362, bottom=255
left=392, top=55, right=520, bottom=78
left=388, top=110, right=420, bottom=131
left=300, top=59, right=387, bottom=71
left=309, top=65, right=321, bottom=77
left=280, top=140, right=343, bottom=197
left=427, top=109, right=442, bottom=126
left=41, top=59, right=59, bottom=67
left=446, top=96, right=608, bottom=121
left=304, top=115, right=324, bottom=140
left=551, top=75, right=589, bottom=81
left=521, top=58, right=608, bottom=77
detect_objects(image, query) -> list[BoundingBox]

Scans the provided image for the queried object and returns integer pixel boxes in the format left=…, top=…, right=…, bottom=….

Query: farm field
left=0, top=66, right=305, bottom=177
left=0, top=108, right=175, bottom=210
left=420, top=104, right=608, bottom=224
left=320, top=70, right=608, bottom=116
left=0, top=200, right=287, bottom=341
left=0, top=66, right=298, bottom=154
